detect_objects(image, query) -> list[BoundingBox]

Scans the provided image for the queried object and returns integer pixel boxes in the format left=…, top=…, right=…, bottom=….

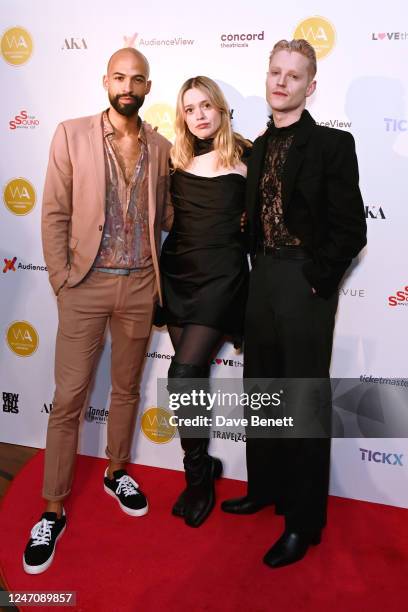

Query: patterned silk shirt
left=93, top=111, right=152, bottom=269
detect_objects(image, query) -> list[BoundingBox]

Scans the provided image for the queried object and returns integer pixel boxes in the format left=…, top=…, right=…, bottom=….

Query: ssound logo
left=388, top=285, right=408, bottom=307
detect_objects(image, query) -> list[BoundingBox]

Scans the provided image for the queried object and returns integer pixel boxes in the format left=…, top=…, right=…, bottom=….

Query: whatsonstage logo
left=3, top=256, right=47, bottom=273
left=141, top=407, right=176, bottom=444
left=6, top=320, right=39, bottom=357
left=3, top=178, right=36, bottom=215
left=84, top=405, right=109, bottom=425
left=1, top=27, right=33, bottom=66
left=3, top=391, right=19, bottom=414
left=220, top=30, right=264, bottom=49
left=372, top=31, right=408, bottom=41
left=365, top=205, right=386, bottom=220
left=144, top=104, right=176, bottom=142
left=9, top=110, right=39, bottom=130
left=388, top=284, right=408, bottom=307
left=294, top=16, right=336, bottom=59
left=123, top=32, right=195, bottom=48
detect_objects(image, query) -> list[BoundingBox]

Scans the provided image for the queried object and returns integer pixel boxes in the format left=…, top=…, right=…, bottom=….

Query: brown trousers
left=43, top=268, right=157, bottom=501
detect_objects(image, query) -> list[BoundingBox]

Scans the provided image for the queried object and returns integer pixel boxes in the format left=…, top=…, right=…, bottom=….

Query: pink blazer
left=41, top=112, right=173, bottom=303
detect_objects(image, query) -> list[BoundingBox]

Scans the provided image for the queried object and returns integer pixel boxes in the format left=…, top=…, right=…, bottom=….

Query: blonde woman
left=157, top=76, right=251, bottom=527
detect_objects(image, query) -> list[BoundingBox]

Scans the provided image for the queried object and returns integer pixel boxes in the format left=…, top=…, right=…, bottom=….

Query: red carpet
left=1, top=452, right=407, bottom=612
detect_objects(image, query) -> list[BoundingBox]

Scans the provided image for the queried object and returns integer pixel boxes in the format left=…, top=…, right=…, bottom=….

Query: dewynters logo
left=6, top=320, right=39, bottom=357
left=141, top=407, right=176, bottom=444
left=1, top=27, right=33, bottom=65
left=294, top=16, right=336, bottom=59
left=3, top=178, right=36, bottom=215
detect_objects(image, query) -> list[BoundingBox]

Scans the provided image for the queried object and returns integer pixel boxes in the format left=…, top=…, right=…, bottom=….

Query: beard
left=109, top=93, right=145, bottom=117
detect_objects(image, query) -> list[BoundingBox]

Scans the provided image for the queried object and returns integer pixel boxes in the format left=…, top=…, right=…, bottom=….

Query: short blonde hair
left=171, top=76, right=250, bottom=170
left=269, top=39, right=317, bottom=79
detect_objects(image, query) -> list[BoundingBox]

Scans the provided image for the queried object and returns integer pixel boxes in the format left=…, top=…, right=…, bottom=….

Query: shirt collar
left=102, top=110, right=146, bottom=144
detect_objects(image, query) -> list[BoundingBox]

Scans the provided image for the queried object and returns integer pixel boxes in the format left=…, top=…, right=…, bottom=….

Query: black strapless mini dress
left=156, top=168, right=249, bottom=339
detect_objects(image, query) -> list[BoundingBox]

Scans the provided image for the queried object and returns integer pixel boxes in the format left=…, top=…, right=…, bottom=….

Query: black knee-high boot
left=167, top=360, right=222, bottom=527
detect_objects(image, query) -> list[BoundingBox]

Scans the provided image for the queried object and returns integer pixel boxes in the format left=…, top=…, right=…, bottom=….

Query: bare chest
left=112, top=136, right=141, bottom=184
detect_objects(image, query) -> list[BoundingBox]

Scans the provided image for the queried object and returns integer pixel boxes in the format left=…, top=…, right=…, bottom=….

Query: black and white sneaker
left=23, top=510, right=66, bottom=574
left=104, top=469, right=148, bottom=516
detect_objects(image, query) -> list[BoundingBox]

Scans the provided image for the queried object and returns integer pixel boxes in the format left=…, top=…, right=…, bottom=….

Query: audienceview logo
left=219, top=30, right=264, bottom=48
left=144, top=104, right=176, bottom=142
left=3, top=257, right=47, bottom=273
left=388, top=285, right=408, bottom=307
left=6, top=320, right=39, bottom=357
left=141, top=407, right=176, bottom=444
left=9, top=110, right=39, bottom=130
left=294, top=16, right=336, bottom=59
left=3, top=178, right=36, bottom=215
left=1, top=27, right=33, bottom=65
left=123, top=32, right=194, bottom=48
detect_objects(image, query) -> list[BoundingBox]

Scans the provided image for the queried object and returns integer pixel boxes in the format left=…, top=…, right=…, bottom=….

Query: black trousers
left=244, top=253, right=338, bottom=534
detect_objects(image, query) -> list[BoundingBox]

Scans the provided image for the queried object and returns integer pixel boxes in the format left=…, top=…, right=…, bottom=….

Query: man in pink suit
left=23, top=47, right=173, bottom=574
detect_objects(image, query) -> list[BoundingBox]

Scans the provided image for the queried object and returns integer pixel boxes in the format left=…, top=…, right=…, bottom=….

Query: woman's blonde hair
left=171, top=76, right=251, bottom=170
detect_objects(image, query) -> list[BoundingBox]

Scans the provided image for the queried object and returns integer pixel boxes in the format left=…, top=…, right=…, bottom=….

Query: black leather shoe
left=263, top=530, right=322, bottom=568
left=172, top=489, right=187, bottom=517
left=184, top=456, right=222, bottom=528
left=221, top=496, right=272, bottom=515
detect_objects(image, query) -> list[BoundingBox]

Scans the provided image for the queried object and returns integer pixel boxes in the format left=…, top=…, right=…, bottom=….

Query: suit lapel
left=282, top=110, right=315, bottom=210
left=145, top=125, right=158, bottom=231
left=89, top=113, right=106, bottom=215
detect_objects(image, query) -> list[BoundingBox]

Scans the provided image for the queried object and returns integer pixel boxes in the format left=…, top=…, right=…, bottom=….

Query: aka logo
left=365, top=205, right=386, bottom=220
left=388, top=284, right=408, bottom=307
left=2, top=391, right=19, bottom=414
left=1, top=27, right=33, bottom=66
left=360, top=448, right=403, bottom=466
left=3, top=257, right=17, bottom=273
left=6, top=320, right=39, bottom=357
left=61, top=37, right=88, bottom=50
left=293, top=16, right=336, bottom=59
left=41, top=403, right=53, bottom=414
left=3, top=178, right=36, bottom=215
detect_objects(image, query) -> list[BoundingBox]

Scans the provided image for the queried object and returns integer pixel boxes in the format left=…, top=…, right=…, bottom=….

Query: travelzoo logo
left=6, top=320, right=39, bottom=357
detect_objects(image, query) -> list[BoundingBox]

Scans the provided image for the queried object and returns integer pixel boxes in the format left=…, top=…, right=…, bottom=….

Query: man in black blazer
left=222, top=39, right=367, bottom=567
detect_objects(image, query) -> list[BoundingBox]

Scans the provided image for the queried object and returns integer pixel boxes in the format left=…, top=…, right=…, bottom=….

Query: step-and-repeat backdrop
left=1, top=0, right=407, bottom=507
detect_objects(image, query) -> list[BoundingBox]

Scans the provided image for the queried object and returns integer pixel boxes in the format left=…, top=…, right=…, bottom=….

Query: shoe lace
left=30, top=518, right=54, bottom=547
left=115, top=475, right=140, bottom=497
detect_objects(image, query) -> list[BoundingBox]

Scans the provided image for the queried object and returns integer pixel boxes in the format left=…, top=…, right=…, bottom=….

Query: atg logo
left=372, top=32, right=408, bottom=41
left=1, top=27, right=33, bottom=65
left=365, top=205, right=386, bottom=219
left=294, top=16, right=336, bottom=59
left=3, top=257, right=17, bottom=273
left=360, top=448, right=403, bottom=466
left=220, top=30, right=264, bottom=48
left=61, top=37, right=88, bottom=50
left=9, top=110, right=39, bottom=130
left=384, top=118, right=407, bottom=132
left=388, top=285, right=408, bottom=307
left=3, top=178, right=36, bottom=215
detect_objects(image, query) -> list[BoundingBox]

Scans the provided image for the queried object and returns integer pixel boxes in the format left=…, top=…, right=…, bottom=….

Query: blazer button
left=99, top=225, right=103, bottom=231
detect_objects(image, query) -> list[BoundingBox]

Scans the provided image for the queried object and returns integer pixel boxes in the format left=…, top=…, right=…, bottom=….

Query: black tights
left=168, top=324, right=223, bottom=367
